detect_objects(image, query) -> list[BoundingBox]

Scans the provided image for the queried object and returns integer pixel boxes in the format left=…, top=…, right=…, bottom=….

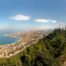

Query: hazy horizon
left=0, top=0, right=66, bottom=32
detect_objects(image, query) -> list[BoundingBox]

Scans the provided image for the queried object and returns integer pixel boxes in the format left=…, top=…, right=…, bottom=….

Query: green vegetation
left=0, top=28, right=66, bottom=66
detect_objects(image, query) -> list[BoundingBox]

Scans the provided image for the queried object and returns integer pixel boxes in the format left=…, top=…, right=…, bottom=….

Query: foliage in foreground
left=0, top=29, right=66, bottom=66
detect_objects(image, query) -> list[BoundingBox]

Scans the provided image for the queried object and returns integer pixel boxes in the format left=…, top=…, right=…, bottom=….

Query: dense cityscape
left=0, top=31, right=45, bottom=58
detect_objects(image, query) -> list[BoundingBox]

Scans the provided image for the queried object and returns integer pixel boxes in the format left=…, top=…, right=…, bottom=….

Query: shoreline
left=0, top=31, right=45, bottom=58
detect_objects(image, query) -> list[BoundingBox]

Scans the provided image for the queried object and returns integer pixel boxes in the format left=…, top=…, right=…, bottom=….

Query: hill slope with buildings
left=0, top=29, right=66, bottom=66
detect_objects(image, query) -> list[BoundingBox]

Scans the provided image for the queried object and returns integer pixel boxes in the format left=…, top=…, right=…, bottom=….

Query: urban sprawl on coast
left=0, top=31, right=46, bottom=58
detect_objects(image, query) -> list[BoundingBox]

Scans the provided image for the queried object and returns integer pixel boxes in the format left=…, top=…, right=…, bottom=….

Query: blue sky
left=0, top=0, right=66, bottom=31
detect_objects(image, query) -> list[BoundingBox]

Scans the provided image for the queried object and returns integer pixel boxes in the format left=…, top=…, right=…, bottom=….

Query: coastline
left=0, top=31, right=45, bottom=58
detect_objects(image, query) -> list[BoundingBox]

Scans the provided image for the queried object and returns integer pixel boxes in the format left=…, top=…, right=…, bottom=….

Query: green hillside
left=0, top=29, right=66, bottom=66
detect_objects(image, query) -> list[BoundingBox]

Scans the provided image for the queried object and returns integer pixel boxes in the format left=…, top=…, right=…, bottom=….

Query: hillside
left=0, top=29, right=66, bottom=66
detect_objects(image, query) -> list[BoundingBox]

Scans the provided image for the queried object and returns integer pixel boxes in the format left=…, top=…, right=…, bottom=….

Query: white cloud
left=10, top=14, right=31, bottom=21
left=34, top=18, right=57, bottom=23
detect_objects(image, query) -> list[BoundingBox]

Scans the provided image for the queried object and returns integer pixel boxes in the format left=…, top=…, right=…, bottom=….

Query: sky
left=0, top=0, right=66, bottom=32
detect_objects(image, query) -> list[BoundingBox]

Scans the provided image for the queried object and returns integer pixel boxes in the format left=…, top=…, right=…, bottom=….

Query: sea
left=0, top=31, right=18, bottom=45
